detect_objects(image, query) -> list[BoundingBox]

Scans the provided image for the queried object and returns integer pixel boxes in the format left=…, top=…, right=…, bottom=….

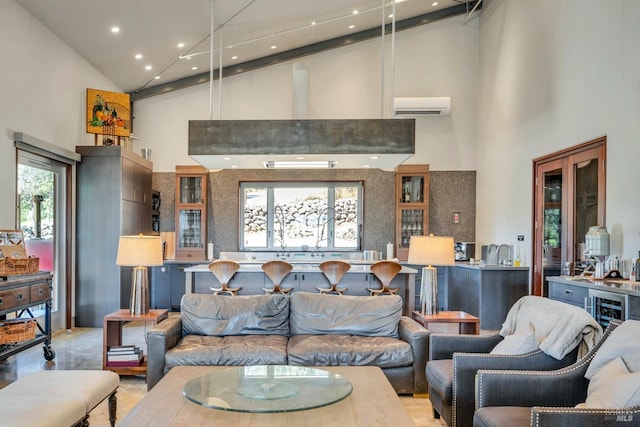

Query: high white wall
left=133, top=15, right=479, bottom=173
left=475, top=0, right=640, bottom=261
left=0, top=0, right=120, bottom=228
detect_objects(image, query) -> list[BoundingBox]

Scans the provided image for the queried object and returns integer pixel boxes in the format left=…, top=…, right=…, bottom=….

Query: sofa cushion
left=289, top=292, right=401, bottom=338
left=426, top=359, right=453, bottom=404
left=287, top=334, right=413, bottom=368
left=164, top=334, right=289, bottom=369
left=181, top=293, right=290, bottom=336
left=585, top=320, right=640, bottom=380
left=577, top=357, right=640, bottom=409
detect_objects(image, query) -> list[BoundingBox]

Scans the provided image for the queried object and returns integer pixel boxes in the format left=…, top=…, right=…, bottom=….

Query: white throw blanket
left=500, top=295, right=603, bottom=360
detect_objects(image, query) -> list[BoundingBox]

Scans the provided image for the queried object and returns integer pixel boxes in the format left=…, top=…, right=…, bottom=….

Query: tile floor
left=0, top=321, right=448, bottom=426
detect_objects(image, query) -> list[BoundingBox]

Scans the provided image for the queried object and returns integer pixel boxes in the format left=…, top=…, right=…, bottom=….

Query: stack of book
left=106, top=345, right=143, bottom=367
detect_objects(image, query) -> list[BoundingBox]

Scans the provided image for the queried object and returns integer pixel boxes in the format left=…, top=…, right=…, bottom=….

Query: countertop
left=184, top=263, right=417, bottom=274
left=547, top=275, right=640, bottom=297
left=454, top=262, right=530, bottom=271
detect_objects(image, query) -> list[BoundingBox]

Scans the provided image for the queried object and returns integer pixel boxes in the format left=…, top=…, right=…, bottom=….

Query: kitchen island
left=183, top=262, right=417, bottom=315
left=448, top=263, right=530, bottom=330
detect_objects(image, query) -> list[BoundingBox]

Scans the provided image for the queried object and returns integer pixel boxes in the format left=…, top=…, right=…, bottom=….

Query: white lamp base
left=420, top=266, right=438, bottom=315
left=130, top=266, right=150, bottom=315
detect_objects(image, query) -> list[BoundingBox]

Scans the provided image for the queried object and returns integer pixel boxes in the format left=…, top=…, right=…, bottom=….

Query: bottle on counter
left=635, top=250, right=640, bottom=282
left=514, top=244, right=521, bottom=267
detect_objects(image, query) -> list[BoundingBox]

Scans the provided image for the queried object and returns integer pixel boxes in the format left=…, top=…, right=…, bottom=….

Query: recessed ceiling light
left=432, top=2, right=439, bottom=6
left=111, top=26, right=120, bottom=33
left=191, top=66, right=198, bottom=70
left=352, top=10, right=359, bottom=15
left=134, top=53, right=143, bottom=60
left=349, top=25, right=355, bottom=29
left=311, top=21, right=316, bottom=26
left=185, top=56, right=192, bottom=60
left=177, top=42, right=185, bottom=48
left=145, top=65, right=152, bottom=71
left=270, top=45, right=277, bottom=49
left=231, top=165, right=238, bottom=168
left=388, top=14, right=394, bottom=18
left=296, top=156, right=305, bottom=160
left=154, top=75, right=160, bottom=80
left=363, top=164, right=371, bottom=168
left=223, top=157, right=232, bottom=160
left=370, top=156, right=380, bottom=160
left=231, top=55, right=238, bottom=60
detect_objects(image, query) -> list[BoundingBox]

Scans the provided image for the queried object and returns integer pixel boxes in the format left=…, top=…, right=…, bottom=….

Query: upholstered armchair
left=425, top=296, right=602, bottom=427
left=473, top=320, right=640, bottom=427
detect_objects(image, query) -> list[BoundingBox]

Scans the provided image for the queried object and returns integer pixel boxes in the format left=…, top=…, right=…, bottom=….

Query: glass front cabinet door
left=175, top=165, right=208, bottom=260
left=395, top=165, right=429, bottom=261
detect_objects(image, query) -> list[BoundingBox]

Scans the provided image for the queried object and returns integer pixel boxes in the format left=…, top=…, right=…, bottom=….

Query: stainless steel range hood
left=188, top=119, right=415, bottom=170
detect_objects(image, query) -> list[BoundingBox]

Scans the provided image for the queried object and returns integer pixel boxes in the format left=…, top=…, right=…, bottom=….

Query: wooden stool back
left=208, top=260, right=242, bottom=296
left=261, top=260, right=294, bottom=294
left=317, top=260, right=351, bottom=295
left=368, top=261, right=402, bottom=295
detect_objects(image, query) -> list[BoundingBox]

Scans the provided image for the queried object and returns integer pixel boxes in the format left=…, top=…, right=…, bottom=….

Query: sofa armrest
left=476, top=357, right=589, bottom=409
left=146, top=315, right=182, bottom=390
left=429, top=332, right=503, bottom=360
left=398, top=316, right=430, bottom=395
left=532, top=406, right=640, bottom=427
left=453, top=349, right=577, bottom=427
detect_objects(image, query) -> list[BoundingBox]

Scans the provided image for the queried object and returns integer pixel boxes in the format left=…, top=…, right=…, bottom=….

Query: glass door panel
left=542, top=168, right=563, bottom=294
left=400, top=176, right=424, bottom=204
left=399, top=208, right=425, bottom=251
left=178, top=209, right=203, bottom=249
left=179, top=176, right=203, bottom=204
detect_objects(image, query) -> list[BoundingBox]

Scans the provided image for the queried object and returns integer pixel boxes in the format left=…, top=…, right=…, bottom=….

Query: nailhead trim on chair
left=452, top=349, right=545, bottom=427
left=532, top=406, right=640, bottom=426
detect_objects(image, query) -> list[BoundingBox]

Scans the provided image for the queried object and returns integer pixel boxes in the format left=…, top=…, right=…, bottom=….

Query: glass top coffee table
left=183, top=365, right=353, bottom=413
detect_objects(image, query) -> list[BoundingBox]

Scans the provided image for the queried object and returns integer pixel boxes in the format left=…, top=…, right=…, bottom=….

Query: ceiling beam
left=130, top=2, right=481, bottom=101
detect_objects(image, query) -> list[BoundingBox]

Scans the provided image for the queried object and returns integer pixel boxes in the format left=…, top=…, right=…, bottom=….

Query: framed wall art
left=86, top=88, right=131, bottom=144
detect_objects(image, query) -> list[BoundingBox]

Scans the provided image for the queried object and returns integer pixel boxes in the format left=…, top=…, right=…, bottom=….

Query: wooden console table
left=103, top=309, right=168, bottom=377
left=411, top=310, right=480, bottom=335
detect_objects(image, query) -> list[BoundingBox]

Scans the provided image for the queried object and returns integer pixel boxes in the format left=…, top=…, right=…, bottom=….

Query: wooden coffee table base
left=411, top=310, right=480, bottom=335
left=120, top=366, right=416, bottom=426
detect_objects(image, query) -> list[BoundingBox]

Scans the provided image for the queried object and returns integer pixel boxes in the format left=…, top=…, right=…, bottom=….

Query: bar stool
left=367, top=261, right=402, bottom=296
left=262, top=260, right=294, bottom=294
left=316, top=260, right=350, bottom=295
left=208, top=260, right=242, bottom=296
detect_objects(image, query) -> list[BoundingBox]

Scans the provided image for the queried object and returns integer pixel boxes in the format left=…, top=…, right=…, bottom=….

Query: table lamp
left=116, top=234, right=163, bottom=315
left=407, top=234, right=455, bottom=315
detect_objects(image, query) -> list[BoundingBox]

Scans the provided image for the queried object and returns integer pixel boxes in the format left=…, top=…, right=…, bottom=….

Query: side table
left=411, top=310, right=480, bottom=335
left=103, top=309, right=168, bottom=377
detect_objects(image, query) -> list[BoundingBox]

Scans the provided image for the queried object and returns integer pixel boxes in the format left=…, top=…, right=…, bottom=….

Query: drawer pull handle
left=0, top=298, right=3, bottom=305
left=17, top=294, right=23, bottom=300
left=565, top=290, right=574, bottom=295
left=38, top=289, right=44, bottom=295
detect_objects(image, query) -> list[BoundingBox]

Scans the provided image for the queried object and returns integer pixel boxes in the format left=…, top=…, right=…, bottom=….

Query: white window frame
left=240, top=181, right=363, bottom=251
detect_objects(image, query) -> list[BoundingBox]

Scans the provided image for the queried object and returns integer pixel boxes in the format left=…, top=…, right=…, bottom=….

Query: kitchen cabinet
left=175, top=166, right=208, bottom=260
left=76, top=146, right=153, bottom=327
left=394, top=165, right=429, bottom=261
left=447, top=264, right=529, bottom=330
left=151, top=262, right=200, bottom=311
left=547, top=277, right=640, bottom=326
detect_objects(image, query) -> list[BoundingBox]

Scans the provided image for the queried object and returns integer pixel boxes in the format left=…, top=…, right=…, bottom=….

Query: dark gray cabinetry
left=447, top=265, right=529, bottom=330
left=76, top=146, right=153, bottom=327
left=151, top=263, right=199, bottom=311
left=629, top=296, right=640, bottom=320
left=548, top=280, right=588, bottom=308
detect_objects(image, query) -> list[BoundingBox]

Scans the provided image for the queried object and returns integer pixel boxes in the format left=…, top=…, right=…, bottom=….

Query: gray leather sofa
left=146, top=292, right=430, bottom=394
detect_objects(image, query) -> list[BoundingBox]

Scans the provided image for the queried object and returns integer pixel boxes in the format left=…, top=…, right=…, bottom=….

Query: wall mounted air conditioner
left=393, top=97, right=451, bottom=116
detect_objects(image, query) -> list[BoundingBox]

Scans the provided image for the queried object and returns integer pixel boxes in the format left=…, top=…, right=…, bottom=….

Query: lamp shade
left=116, top=235, right=164, bottom=267
left=407, top=235, right=455, bottom=266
